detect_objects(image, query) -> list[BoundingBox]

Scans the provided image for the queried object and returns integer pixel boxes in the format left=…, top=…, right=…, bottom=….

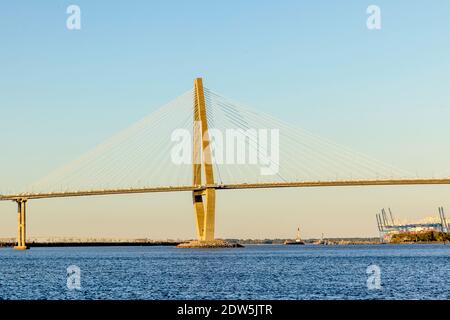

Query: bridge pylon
left=14, top=198, right=28, bottom=250
left=192, top=78, right=216, bottom=241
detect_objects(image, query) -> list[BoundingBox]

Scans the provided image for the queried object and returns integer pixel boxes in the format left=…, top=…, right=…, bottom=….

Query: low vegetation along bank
left=390, top=231, right=450, bottom=243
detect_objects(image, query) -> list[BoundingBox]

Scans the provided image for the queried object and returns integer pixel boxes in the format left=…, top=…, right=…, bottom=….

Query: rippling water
left=0, top=244, right=449, bottom=300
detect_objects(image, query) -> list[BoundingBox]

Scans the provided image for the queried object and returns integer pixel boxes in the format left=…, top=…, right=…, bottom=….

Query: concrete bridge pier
left=177, top=78, right=237, bottom=248
left=14, top=198, right=28, bottom=250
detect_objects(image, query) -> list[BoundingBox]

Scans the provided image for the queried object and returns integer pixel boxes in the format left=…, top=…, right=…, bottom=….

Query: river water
left=0, top=244, right=449, bottom=300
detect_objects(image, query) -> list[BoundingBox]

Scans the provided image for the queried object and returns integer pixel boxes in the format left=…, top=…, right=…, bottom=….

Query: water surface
left=0, top=244, right=449, bottom=299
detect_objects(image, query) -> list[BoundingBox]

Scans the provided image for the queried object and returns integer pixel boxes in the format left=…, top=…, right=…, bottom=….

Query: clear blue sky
left=1, top=1, right=449, bottom=239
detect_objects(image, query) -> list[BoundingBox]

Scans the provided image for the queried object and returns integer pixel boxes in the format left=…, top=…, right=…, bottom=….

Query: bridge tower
left=192, top=78, right=216, bottom=241
left=14, top=198, right=28, bottom=250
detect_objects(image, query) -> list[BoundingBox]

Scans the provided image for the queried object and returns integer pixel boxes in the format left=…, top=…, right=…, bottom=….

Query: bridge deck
left=1, top=178, right=450, bottom=201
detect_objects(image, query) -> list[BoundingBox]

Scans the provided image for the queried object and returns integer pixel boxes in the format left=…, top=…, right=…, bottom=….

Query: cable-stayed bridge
left=2, top=78, right=449, bottom=249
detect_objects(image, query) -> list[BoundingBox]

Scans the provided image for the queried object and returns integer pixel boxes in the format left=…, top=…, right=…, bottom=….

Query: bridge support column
left=178, top=78, right=236, bottom=248
left=193, top=188, right=216, bottom=241
left=14, top=199, right=28, bottom=250
left=192, top=78, right=217, bottom=242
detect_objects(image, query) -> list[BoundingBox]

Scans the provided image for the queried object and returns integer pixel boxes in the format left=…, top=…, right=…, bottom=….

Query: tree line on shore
left=390, top=231, right=450, bottom=243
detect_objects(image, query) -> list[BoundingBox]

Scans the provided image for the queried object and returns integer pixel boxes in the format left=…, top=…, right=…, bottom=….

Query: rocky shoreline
left=177, top=240, right=244, bottom=248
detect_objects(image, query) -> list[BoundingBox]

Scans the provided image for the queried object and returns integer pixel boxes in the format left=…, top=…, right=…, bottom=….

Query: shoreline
left=0, top=240, right=448, bottom=248
left=0, top=241, right=181, bottom=248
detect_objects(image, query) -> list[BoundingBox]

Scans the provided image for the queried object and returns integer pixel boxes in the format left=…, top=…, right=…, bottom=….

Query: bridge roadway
left=1, top=178, right=450, bottom=201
